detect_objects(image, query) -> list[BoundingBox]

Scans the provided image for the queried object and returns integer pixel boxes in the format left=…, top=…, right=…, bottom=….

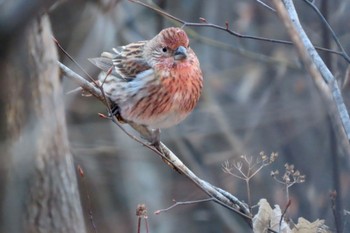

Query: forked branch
left=58, top=62, right=252, bottom=225
left=127, top=0, right=350, bottom=142
left=128, top=0, right=350, bottom=62
left=271, top=0, right=350, bottom=142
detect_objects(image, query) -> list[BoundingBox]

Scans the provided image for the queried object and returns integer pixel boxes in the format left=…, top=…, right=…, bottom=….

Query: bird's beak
left=174, top=46, right=187, bottom=60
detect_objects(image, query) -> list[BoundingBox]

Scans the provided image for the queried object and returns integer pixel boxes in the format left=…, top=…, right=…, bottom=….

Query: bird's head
left=145, top=27, right=190, bottom=67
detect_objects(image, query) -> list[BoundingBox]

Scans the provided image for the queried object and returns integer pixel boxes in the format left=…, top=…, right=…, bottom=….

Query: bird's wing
left=111, top=41, right=151, bottom=79
left=89, top=41, right=151, bottom=81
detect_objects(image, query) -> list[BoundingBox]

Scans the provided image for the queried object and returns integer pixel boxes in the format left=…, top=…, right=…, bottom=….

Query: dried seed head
left=136, top=204, right=148, bottom=218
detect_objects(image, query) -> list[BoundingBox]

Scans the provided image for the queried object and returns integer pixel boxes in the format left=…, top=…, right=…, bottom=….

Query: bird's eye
left=162, top=47, right=168, bottom=53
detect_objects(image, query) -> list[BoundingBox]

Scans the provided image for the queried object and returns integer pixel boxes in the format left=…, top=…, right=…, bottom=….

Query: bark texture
left=0, top=14, right=86, bottom=233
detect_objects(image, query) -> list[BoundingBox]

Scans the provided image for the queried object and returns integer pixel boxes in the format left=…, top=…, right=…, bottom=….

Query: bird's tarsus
left=150, top=128, right=161, bottom=147
left=109, top=105, right=120, bottom=117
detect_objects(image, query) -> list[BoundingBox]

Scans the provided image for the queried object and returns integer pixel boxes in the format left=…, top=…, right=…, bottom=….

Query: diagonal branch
left=58, top=61, right=252, bottom=224
left=301, top=0, right=350, bottom=63
left=271, top=0, right=350, bottom=142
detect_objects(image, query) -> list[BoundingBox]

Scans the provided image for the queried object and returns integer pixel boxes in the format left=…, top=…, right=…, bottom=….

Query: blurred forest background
left=1, top=0, right=350, bottom=232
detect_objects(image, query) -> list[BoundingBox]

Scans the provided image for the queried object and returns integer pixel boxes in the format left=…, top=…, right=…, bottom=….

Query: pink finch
left=89, top=27, right=203, bottom=132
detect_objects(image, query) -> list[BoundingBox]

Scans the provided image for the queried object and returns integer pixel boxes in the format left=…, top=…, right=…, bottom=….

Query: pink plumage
left=89, top=27, right=203, bottom=129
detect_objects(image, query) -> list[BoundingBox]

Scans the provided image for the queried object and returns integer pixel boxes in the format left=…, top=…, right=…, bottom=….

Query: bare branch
left=155, top=198, right=214, bottom=215
left=301, top=0, right=350, bottom=63
left=271, top=0, right=350, bottom=142
left=128, top=0, right=348, bottom=61
left=58, top=61, right=252, bottom=224
left=279, top=200, right=292, bottom=232
left=256, top=0, right=276, bottom=12
left=58, top=62, right=103, bottom=101
left=77, top=165, right=98, bottom=233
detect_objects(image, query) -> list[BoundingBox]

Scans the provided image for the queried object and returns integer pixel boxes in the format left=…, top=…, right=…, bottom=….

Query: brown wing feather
left=89, top=40, right=151, bottom=81
left=112, top=41, right=151, bottom=78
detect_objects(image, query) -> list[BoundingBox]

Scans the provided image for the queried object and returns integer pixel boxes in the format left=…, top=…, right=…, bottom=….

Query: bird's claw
left=149, top=128, right=161, bottom=147
left=109, top=105, right=119, bottom=117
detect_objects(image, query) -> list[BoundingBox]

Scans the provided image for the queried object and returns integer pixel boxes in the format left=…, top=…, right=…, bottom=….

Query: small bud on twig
left=98, top=113, right=108, bottom=118
left=77, top=165, right=84, bottom=177
left=199, top=17, right=207, bottom=23
left=136, top=204, right=148, bottom=218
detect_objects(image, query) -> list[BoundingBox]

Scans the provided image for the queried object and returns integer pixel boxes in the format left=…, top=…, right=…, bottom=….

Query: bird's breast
left=119, top=58, right=202, bottom=128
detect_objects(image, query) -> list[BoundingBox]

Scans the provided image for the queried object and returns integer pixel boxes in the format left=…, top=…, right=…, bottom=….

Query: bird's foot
left=149, top=128, right=161, bottom=148
left=109, top=105, right=119, bottom=117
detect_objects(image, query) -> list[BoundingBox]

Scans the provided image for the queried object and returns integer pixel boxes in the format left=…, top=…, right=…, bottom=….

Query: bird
left=89, top=27, right=203, bottom=143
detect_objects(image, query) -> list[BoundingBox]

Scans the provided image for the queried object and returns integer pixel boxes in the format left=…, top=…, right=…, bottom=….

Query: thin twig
left=144, top=218, right=149, bottom=233
left=128, top=0, right=348, bottom=60
left=192, top=28, right=300, bottom=69
left=58, top=62, right=103, bottom=100
left=301, top=0, right=350, bottom=63
left=155, top=198, right=214, bottom=215
left=319, top=0, right=331, bottom=69
left=279, top=200, right=291, bottom=233
left=256, top=0, right=276, bottom=12
left=271, top=0, right=350, bottom=141
left=330, top=191, right=342, bottom=233
left=137, top=218, right=141, bottom=233
left=53, top=36, right=97, bottom=83
left=58, top=61, right=252, bottom=224
left=77, top=165, right=98, bottom=233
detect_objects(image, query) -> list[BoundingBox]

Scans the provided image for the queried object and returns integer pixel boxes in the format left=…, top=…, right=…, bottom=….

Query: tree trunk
left=0, top=14, right=86, bottom=233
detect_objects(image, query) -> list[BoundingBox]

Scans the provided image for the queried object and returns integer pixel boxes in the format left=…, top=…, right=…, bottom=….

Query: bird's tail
left=66, top=52, right=114, bottom=96
left=88, top=52, right=116, bottom=75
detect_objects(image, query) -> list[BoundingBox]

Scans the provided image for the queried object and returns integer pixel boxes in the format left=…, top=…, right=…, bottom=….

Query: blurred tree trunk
left=0, top=14, right=86, bottom=233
